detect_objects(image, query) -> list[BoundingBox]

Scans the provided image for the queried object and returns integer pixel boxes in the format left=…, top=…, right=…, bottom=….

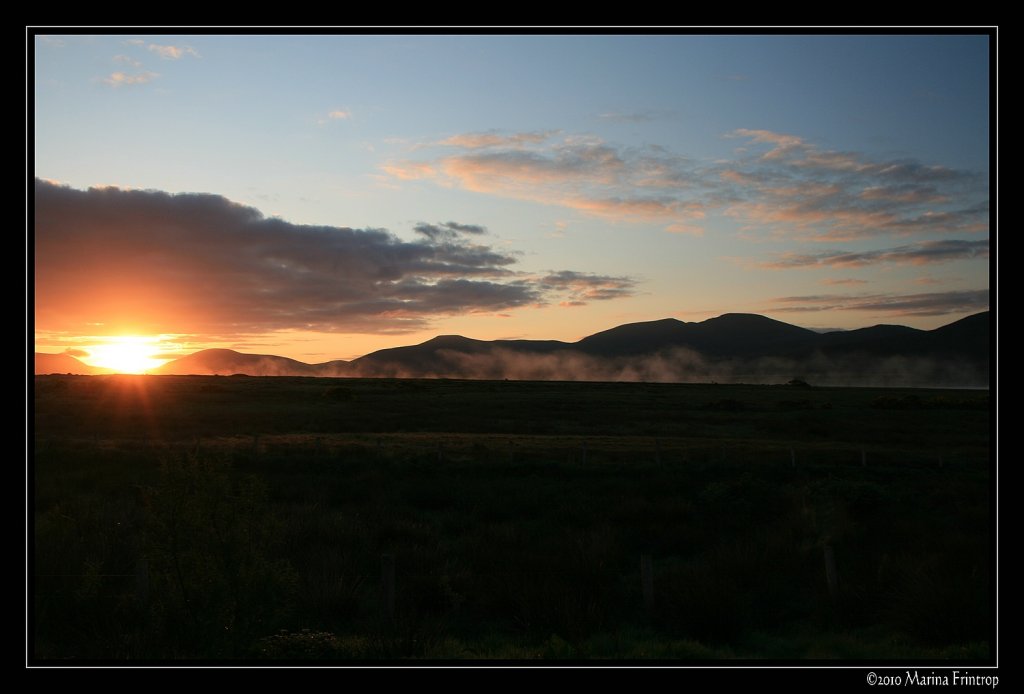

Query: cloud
left=104, top=71, right=159, bottom=87
left=730, top=128, right=808, bottom=160
left=113, top=54, right=143, bottom=68
left=413, top=221, right=487, bottom=241
left=722, top=129, right=988, bottom=240
left=538, top=270, right=637, bottom=304
left=396, top=136, right=709, bottom=228
left=821, top=278, right=869, bottom=286
left=381, top=161, right=436, bottom=180
left=319, top=109, right=352, bottom=124
left=34, top=180, right=636, bottom=337
left=759, top=239, right=989, bottom=269
left=442, top=144, right=627, bottom=190
left=665, top=222, right=704, bottom=236
left=438, top=130, right=554, bottom=149
left=63, top=348, right=89, bottom=358
left=769, top=289, right=989, bottom=316
left=384, top=128, right=987, bottom=241
left=147, top=43, right=200, bottom=60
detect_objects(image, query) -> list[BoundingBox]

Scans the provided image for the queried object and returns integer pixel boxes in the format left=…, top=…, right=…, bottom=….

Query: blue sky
left=33, top=33, right=991, bottom=363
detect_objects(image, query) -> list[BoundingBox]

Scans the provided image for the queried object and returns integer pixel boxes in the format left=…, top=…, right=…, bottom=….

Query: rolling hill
left=34, top=352, right=110, bottom=375
left=152, top=348, right=322, bottom=377
left=138, top=311, right=989, bottom=387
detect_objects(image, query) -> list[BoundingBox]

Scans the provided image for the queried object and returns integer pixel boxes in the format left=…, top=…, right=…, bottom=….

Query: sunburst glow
left=83, top=336, right=168, bottom=374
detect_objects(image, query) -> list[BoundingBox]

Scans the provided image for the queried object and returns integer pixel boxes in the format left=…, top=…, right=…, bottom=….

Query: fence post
left=790, top=448, right=796, bottom=468
left=861, top=450, right=867, bottom=468
left=654, top=439, right=662, bottom=465
left=252, top=434, right=260, bottom=456
left=640, top=554, right=654, bottom=614
left=381, top=554, right=395, bottom=625
left=582, top=441, right=588, bottom=464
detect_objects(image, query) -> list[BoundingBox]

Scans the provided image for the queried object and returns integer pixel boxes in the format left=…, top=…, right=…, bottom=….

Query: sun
left=85, top=336, right=168, bottom=374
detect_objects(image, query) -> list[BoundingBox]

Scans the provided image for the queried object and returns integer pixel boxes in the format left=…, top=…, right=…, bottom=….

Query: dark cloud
left=761, top=239, right=989, bottom=269
left=442, top=221, right=486, bottom=235
left=413, top=221, right=487, bottom=241
left=538, top=270, right=638, bottom=304
left=34, top=180, right=635, bottom=337
left=770, top=289, right=989, bottom=316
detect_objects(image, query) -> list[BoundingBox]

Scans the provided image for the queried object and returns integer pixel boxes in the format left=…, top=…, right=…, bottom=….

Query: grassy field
left=32, top=374, right=992, bottom=661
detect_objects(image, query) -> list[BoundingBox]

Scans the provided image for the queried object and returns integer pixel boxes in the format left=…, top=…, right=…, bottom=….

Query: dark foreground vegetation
left=32, top=375, right=991, bottom=661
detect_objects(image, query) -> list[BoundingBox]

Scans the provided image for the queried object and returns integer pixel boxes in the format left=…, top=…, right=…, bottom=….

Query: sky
left=32, top=32, right=992, bottom=367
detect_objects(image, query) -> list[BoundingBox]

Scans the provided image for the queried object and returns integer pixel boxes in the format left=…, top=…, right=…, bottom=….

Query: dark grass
left=32, top=375, right=991, bottom=661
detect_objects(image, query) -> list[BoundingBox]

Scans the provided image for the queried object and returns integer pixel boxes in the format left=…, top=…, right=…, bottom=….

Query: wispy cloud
left=380, top=161, right=436, bottom=180
left=769, top=289, right=988, bottom=316
left=147, top=43, right=200, bottom=60
left=317, top=109, right=353, bottom=125
left=821, top=278, right=869, bottom=286
left=413, top=221, right=487, bottom=241
left=665, top=222, right=704, bottom=236
left=388, top=135, right=708, bottom=231
left=759, top=239, right=989, bottom=269
left=383, top=128, right=986, bottom=240
left=722, top=129, right=987, bottom=240
left=438, top=130, right=555, bottom=149
left=34, top=180, right=637, bottom=337
left=731, top=128, right=807, bottom=160
left=104, top=71, right=159, bottom=87
left=538, top=270, right=638, bottom=306
left=113, top=54, right=143, bottom=68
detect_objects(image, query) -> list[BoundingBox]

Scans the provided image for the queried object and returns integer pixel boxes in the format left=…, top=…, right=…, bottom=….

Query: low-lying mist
left=347, top=347, right=988, bottom=389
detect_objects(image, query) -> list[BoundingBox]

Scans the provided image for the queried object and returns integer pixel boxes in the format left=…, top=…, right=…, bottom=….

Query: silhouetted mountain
left=576, top=313, right=818, bottom=358
left=574, top=318, right=691, bottom=356
left=45, top=312, right=989, bottom=387
left=343, top=311, right=989, bottom=385
left=153, top=349, right=320, bottom=377
left=349, top=335, right=572, bottom=377
left=925, top=311, right=989, bottom=361
left=812, top=324, right=925, bottom=357
left=35, top=352, right=109, bottom=375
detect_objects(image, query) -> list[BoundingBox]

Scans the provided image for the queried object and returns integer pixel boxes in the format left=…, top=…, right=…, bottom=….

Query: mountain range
left=35, top=311, right=990, bottom=387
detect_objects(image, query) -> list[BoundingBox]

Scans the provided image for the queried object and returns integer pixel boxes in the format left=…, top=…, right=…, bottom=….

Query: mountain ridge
left=35, top=311, right=990, bottom=387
